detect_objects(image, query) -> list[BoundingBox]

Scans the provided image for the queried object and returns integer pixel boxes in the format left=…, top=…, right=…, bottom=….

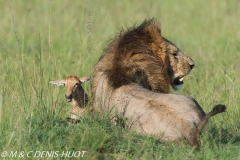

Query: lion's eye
left=173, top=52, right=178, bottom=57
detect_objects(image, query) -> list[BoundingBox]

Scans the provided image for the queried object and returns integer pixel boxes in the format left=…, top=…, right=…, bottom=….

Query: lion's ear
left=145, top=20, right=162, bottom=43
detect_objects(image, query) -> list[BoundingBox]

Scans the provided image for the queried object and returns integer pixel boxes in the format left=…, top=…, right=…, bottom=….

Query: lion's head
left=162, top=38, right=195, bottom=91
left=93, top=19, right=194, bottom=94
left=145, top=20, right=195, bottom=91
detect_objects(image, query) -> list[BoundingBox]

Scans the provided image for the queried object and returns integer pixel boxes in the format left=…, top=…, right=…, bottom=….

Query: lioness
left=92, top=19, right=194, bottom=95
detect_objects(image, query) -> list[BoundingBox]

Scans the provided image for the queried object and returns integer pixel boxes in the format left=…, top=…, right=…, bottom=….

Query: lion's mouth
left=66, top=98, right=72, bottom=102
left=173, top=76, right=184, bottom=86
left=171, top=76, right=185, bottom=91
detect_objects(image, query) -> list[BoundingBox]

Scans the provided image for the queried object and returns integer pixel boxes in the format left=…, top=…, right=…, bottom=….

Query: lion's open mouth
left=66, top=98, right=72, bottom=102
left=173, top=76, right=184, bottom=86
left=65, top=96, right=72, bottom=102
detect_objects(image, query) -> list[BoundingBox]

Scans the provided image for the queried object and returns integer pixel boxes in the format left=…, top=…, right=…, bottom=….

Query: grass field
left=0, top=0, right=240, bottom=159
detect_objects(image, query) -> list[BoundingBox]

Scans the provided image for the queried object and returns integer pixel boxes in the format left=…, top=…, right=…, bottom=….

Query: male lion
left=92, top=19, right=195, bottom=96
left=91, top=19, right=226, bottom=149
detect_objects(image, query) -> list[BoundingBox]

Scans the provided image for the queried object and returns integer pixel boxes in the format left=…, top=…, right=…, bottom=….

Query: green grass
left=0, top=0, right=240, bottom=159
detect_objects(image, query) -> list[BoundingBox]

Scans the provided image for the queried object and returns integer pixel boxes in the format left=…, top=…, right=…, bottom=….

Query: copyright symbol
left=1, top=151, right=8, bottom=157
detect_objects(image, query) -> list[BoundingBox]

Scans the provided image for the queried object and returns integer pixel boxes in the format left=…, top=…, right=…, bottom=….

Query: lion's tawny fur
left=91, top=19, right=226, bottom=148
left=94, top=75, right=226, bottom=148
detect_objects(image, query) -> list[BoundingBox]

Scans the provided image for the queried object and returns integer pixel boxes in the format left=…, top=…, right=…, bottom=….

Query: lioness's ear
left=79, top=76, right=92, bottom=83
left=50, top=80, right=65, bottom=86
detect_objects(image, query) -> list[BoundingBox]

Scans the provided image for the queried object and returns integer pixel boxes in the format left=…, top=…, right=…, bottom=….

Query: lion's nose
left=190, top=63, right=195, bottom=69
left=188, top=57, right=195, bottom=69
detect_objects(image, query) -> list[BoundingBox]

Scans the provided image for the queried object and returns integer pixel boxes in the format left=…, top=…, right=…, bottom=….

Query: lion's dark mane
left=94, top=19, right=171, bottom=93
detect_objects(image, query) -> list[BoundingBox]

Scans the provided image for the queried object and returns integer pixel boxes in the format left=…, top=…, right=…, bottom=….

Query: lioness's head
left=164, top=38, right=195, bottom=91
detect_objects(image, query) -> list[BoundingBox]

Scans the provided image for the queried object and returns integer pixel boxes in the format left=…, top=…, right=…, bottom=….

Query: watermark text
left=1, top=150, right=86, bottom=158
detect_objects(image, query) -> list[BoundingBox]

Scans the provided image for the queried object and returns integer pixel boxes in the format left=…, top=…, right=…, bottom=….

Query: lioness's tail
left=194, top=104, right=226, bottom=150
